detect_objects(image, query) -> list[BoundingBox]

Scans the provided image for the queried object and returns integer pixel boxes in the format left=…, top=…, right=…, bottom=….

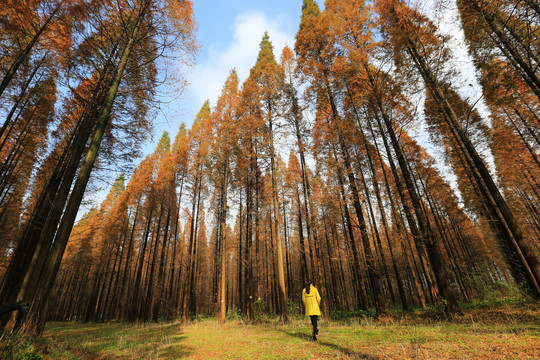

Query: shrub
left=329, top=309, right=376, bottom=321
left=0, top=336, right=43, bottom=360
left=254, top=298, right=267, bottom=313
left=287, top=299, right=301, bottom=319
left=226, top=308, right=244, bottom=320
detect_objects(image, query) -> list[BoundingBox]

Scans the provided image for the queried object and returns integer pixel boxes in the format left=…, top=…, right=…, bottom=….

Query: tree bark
left=268, top=116, right=288, bottom=323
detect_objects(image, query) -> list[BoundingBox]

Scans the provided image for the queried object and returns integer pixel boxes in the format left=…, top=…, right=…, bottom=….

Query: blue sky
left=78, top=0, right=493, bottom=221
left=144, top=0, right=485, bottom=156
left=88, top=0, right=487, bottom=213
left=144, top=0, right=303, bottom=155
left=80, top=1, right=304, bottom=216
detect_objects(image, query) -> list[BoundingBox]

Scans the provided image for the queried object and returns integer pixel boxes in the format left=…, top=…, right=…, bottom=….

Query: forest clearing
left=3, top=301, right=539, bottom=359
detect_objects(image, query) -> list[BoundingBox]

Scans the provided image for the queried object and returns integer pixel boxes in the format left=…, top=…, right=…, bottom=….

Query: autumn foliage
left=0, top=0, right=539, bottom=334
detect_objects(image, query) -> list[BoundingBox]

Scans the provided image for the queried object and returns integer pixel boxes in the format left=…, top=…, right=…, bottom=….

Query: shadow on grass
left=282, top=330, right=380, bottom=360
left=43, top=322, right=193, bottom=359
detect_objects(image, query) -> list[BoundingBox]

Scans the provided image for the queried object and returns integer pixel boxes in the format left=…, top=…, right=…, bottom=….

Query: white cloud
left=189, top=11, right=294, bottom=108
left=424, top=0, right=488, bottom=115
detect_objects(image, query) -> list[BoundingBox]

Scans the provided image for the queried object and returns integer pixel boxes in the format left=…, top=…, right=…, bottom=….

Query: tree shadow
left=42, top=322, right=194, bottom=359
left=282, top=330, right=381, bottom=360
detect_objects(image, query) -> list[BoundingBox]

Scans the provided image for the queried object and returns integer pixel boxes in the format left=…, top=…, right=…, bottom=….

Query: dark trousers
left=310, top=315, right=318, bottom=336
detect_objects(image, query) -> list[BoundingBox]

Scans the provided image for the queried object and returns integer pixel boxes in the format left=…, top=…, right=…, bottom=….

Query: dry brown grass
left=2, top=302, right=538, bottom=359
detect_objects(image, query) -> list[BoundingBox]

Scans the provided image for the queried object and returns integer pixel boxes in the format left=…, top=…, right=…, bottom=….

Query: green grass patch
left=2, top=302, right=539, bottom=359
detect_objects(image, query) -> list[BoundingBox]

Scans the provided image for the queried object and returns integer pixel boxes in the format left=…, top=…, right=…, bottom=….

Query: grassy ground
left=2, top=302, right=539, bottom=359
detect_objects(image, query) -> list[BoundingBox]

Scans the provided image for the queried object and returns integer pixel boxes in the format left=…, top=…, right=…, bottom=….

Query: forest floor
left=2, top=301, right=539, bottom=359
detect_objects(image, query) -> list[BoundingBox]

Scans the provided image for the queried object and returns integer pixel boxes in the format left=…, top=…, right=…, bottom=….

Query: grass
left=2, top=302, right=539, bottom=359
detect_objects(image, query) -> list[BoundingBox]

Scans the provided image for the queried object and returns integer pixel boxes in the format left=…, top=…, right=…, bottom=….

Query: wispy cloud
left=189, top=10, right=294, bottom=108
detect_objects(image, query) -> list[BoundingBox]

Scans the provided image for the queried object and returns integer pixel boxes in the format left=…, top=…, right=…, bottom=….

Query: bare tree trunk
left=333, top=148, right=369, bottom=310
left=464, top=0, right=540, bottom=99
left=218, top=161, right=229, bottom=324
left=0, top=6, right=59, bottom=98
left=182, top=170, right=201, bottom=321
left=268, top=117, right=288, bottom=323
left=371, top=107, right=441, bottom=308
left=405, top=40, right=540, bottom=298
left=364, top=64, right=459, bottom=313
left=323, top=78, right=385, bottom=315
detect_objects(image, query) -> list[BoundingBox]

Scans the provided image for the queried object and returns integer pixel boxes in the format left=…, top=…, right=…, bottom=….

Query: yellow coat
left=302, top=285, right=321, bottom=316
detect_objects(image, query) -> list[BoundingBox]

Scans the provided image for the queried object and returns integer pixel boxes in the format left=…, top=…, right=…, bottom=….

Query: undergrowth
left=0, top=334, right=44, bottom=360
left=1, top=297, right=538, bottom=359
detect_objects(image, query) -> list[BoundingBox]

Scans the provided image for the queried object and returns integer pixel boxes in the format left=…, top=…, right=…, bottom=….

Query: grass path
left=6, top=304, right=540, bottom=359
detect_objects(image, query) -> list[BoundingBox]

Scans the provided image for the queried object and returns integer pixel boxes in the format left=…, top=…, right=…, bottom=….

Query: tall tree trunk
left=464, top=0, right=540, bottom=99
left=218, top=161, right=229, bottom=324
left=167, top=178, right=184, bottom=315
left=323, top=79, right=385, bottom=315
left=237, top=197, right=244, bottom=314
left=371, top=107, right=440, bottom=308
left=245, top=151, right=256, bottom=322
left=268, top=117, right=288, bottom=323
left=143, top=203, right=164, bottom=320
left=405, top=41, right=540, bottom=298
left=295, top=186, right=308, bottom=284
left=333, top=148, right=369, bottom=310
left=182, top=172, right=200, bottom=321
left=364, top=64, right=459, bottom=313
left=0, top=6, right=59, bottom=98
left=153, top=207, right=171, bottom=321
left=118, top=200, right=140, bottom=319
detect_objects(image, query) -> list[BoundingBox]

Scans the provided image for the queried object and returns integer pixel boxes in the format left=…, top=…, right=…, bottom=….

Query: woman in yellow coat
left=302, top=280, right=321, bottom=340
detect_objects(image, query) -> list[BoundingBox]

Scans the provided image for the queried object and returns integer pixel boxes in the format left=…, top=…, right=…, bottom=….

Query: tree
left=181, top=101, right=211, bottom=322
left=0, top=0, right=197, bottom=334
left=210, top=70, right=241, bottom=323
left=296, top=0, right=388, bottom=315
left=376, top=0, right=540, bottom=299
left=458, top=0, right=540, bottom=100
left=246, top=33, right=289, bottom=323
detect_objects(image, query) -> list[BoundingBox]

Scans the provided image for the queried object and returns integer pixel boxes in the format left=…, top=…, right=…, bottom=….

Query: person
left=302, top=280, right=321, bottom=340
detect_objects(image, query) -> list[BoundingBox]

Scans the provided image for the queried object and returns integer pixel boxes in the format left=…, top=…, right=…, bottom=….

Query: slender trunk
left=99, top=240, right=122, bottom=321
left=218, top=161, right=229, bottom=324
left=268, top=117, right=288, bottom=323
left=107, top=215, right=131, bottom=321
left=371, top=108, right=438, bottom=307
left=334, top=148, right=369, bottom=310
left=406, top=40, right=540, bottom=298
left=0, top=7, right=59, bottom=98
left=466, top=0, right=540, bottom=99
left=237, top=197, right=244, bottom=313
left=246, top=151, right=256, bottom=322
left=323, top=79, right=385, bottom=314
left=143, top=203, right=164, bottom=321
left=153, top=207, right=171, bottom=321
left=365, top=64, right=459, bottom=312
left=118, top=200, right=140, bottom=319
left=83, top=268, right=104, bottom=322
left=295, top=186, right=308, bottom=284
left=168, top=174, right=184, bottom=313
left=282, top=201, right=293, bottom=301
left=357, top=117, right=409, bottom=310
left=182, top=169, right=201, bottom=321
left=353, top=143, right=396, bottom=304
